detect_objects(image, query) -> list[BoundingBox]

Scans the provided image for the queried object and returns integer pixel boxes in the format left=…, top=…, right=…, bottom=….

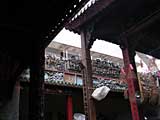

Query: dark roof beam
left=123, top=8, right=160, bottom=37
left=65, top=0, right=115, bottom=31
left=43, top=0, right=90, bottom=48
left=117, top=8, right=160, bottom=59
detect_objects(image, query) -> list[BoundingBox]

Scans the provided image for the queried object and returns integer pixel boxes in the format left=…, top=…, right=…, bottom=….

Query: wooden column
left=67, top=95, right=73, bottom=120
left=128, top=48, right=140, bottom=92
left=81, top=30, right=96, bottom=120
left=120, top=35, right=143, bottom=120
left=128, top=46, right=144, bottom=120
left=29, top=40, right=45, bottom=120
left=0, top=81, right=20, bottom=120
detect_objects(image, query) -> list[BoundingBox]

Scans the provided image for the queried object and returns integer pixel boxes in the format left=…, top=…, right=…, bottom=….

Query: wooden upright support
left=81, top=30, right=96, bottom=120
left=0, top=81, right=20, bottom=120
left=128, top=48, right=140, bottom=92
left=120, top=34, right=143, bottom=120
left=67, top=95, right=73, bottom=120
left=29, top=40, right=45, bottom=120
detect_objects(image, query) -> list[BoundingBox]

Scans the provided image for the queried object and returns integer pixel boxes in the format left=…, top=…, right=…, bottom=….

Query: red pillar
left=67, top=95, right=73, bottom=120
left=120, top=35, right=142, bottom=120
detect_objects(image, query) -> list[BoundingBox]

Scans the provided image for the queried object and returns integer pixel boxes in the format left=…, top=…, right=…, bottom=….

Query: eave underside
left=66, top=0, right=160, bottom=58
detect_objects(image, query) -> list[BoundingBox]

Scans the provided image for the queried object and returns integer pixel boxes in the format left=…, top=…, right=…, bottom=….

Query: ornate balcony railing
left=20, top=53, right=160, bottom=97
left=45, top=54, right=121, bottom=79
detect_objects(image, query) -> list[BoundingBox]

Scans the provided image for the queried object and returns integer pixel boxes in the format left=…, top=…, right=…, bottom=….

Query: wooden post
left=81, top=30, right=96, bottom=120
left=0, top=81, right=20, bottom=120
left=67, top=95, right=73, bottom=120
left=120, top=34, right=143, bottom=120
left=29, top=40, right=45, bottom=120
left=128, top=48, right=140, bottom=92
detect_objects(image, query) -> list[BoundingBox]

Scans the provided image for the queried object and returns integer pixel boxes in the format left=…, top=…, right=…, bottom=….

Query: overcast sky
left=53, top=28, right=123, bottom=58
left=50, top=28, right=160, bottom=72
left=53, top=28, right=141, bottom=61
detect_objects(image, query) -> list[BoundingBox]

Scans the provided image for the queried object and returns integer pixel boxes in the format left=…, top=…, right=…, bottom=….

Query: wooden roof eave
left=43, top=0, right=91, bottom=48
left=65, top=0, right=115, bottom=34
left=65, top=0, right=160, bottom=59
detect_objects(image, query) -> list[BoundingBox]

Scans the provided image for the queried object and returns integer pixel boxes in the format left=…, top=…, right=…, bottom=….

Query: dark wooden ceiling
left=0, top=0, right=89, bottom=101
left=66, top=0, right=160, bottom=59
left=0, top=0, right=89, bottom=65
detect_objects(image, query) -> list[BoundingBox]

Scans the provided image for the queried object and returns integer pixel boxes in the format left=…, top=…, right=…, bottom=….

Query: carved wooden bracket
left=81, top=22, right=96, bottom=49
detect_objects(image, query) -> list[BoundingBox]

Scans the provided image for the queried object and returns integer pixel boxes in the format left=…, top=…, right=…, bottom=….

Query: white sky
left=53, top=28, right=81, bottom=48
left=53, top=28, right=142, bottom=63
left=51, top=28, right=160, bottom=72
left=53, top=28, right=123, bottom=58
left=49, top=0, right=160, bottom=73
